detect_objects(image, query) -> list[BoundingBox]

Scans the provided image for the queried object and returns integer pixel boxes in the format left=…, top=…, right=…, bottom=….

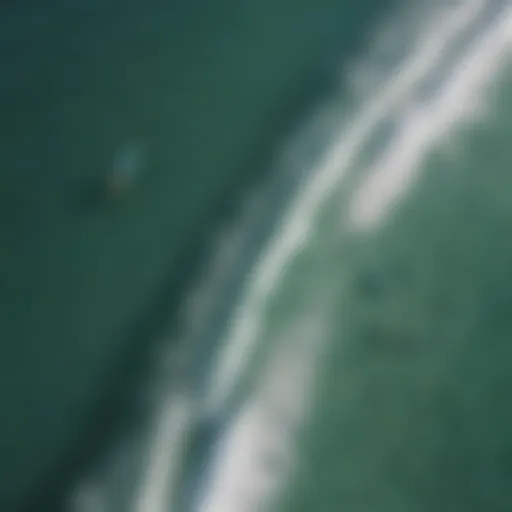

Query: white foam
left=350, top=6, right=512, bottom=229
left=205, top=0, right=487, bottom=419
left=132, top=393, right=192, bottom=512
left=194, top=3, right=511, bottom=512
left=196, top=313, right=327, bottom=512
left=130, top=2, right=511, bottom=511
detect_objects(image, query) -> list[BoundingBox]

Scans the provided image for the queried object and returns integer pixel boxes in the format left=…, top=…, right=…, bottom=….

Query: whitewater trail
left=202, top=0, right=490, bottom=419
left=70, top=2, right=512, bottom=511
left=187, top=2, right=511, bottom=512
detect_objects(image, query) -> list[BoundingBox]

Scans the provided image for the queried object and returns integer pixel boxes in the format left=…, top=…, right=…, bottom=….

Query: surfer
left=105, top=142, right=146, bottom=198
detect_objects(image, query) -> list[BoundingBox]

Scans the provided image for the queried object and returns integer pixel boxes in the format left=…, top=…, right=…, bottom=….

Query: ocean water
left=67, top=1, right=512, bottom=511
left=0, top=0, right=396, bottom=510
left=3, top=0, right=512, bottom=511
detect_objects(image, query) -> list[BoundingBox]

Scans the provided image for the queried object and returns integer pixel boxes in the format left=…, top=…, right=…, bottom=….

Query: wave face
left=70, top=1, right=512, bottom=511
